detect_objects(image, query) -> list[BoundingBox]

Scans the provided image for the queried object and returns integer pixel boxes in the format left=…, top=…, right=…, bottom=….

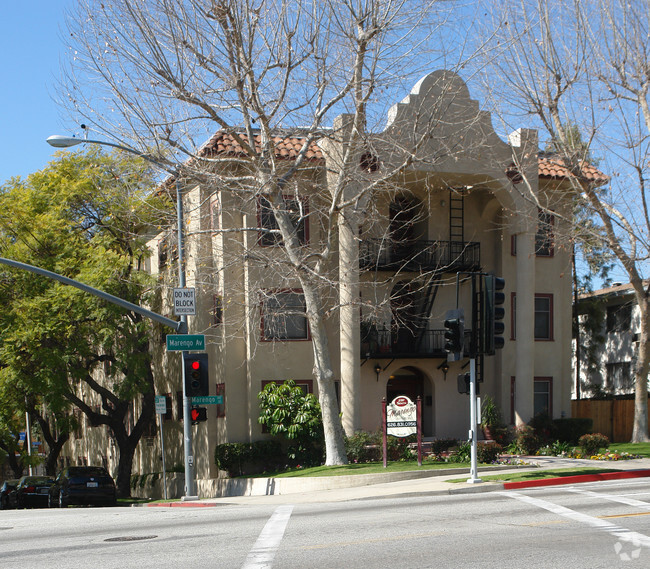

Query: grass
left=253, top=460, right=474, bottom=478
left=233, top=443, right=650, bottom=481
left=603, top=442, right=650, bottom=457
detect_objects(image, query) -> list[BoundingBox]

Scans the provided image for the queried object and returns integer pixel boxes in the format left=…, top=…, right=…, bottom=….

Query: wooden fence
left=571, top=398, right=650, bottom=442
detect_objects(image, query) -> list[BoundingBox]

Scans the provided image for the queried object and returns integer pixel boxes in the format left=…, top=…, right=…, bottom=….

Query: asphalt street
left=2, top=476, right=650, bottom=568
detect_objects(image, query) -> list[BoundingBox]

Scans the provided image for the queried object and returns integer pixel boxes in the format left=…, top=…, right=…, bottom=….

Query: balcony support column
left=514, top=231, right=536, bottom=426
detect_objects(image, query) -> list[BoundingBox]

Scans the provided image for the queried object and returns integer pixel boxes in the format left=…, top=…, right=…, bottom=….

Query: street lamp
left=47, top=134, right=198, bottom=499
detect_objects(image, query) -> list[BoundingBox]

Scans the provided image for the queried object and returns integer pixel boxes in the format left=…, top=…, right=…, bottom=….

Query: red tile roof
left=201, top=131, right=322, bottom=161
left=201, top=131, right=607, bottom=184
left=538, top=156, right=608, bottom=185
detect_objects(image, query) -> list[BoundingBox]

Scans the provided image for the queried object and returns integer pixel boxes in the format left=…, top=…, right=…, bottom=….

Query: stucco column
left=515, top=229, right=535, bottom=425
left=319, top=113, right=362, bottom=436
left=339, top=209, right=361, bottom=435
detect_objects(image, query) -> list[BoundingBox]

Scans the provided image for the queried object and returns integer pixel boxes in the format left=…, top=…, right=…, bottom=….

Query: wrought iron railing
left=361, top=327, right=473, bottom=359
left=359, top=239, right=480, bottom=272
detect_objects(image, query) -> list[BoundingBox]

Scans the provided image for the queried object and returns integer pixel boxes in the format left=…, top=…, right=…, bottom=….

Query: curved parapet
left=381, top=70, right=512, bottom=175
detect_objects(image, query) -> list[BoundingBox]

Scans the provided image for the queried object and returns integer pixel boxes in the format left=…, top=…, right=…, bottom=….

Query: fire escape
left=360, top=189, right=480, bottom=359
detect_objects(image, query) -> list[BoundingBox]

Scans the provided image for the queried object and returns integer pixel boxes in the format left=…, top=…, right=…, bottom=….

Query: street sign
left=191, top=395, right=223, bottom=405
left=166, top=334, right=205, bottom=351
left=155, top=395, right=167, bottom=415
left=173, top=287, right=196, bottom=315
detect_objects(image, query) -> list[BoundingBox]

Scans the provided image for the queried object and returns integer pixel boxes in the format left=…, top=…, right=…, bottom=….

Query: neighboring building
left=58, top=70, right=607, bottom=488
left=573, top=282, right=642, bottom=399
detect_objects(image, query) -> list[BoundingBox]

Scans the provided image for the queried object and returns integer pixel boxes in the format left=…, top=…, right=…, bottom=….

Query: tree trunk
left=112, top=434, right=138, bottom=498
left=631, top=299, right=650, bottom=442
left=303, top=284, right=349, bottom=465
left=33, top=411, right=70, bottom=476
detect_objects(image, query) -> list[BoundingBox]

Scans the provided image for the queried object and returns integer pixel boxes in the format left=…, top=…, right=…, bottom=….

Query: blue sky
left=0, top=2, right=76, bottom=185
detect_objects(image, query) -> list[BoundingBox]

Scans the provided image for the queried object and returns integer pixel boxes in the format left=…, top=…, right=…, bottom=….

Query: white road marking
left=564, top=487, right=650, bottom=509
left=241, top=505, right=294, bottom=569
left=500, top=491, right=650, bottom=548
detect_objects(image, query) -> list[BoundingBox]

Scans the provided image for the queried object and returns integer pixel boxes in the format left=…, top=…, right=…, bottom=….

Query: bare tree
left=61, top=0, right=490, bottom=464
left=479, top=0, right=650, bottom=441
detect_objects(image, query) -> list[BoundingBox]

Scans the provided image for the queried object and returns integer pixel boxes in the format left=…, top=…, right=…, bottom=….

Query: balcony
left=359, top=239, right=480, bottom=273
left=361, top=327, right=473, bottom=359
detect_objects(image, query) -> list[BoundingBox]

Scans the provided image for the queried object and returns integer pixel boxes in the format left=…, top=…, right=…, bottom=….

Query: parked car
left=48, top=466, right=117, bottom=508
left=0, top=479, right=19, bottom=510
left=15, top=476, right=55, bottom=509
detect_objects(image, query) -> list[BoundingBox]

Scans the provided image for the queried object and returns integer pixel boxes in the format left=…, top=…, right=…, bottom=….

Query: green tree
left=0, top=147, right=169, bottom=495
left=258, top=380, right=324, bottom=466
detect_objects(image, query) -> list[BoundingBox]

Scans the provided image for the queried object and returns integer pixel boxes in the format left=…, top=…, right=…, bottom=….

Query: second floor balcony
left=359, top=239, right=480, bottom=273
left=361, top=326, right=473, bottom=359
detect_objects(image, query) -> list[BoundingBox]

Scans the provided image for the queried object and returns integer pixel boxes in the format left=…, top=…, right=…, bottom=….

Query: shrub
left=344, top=431, right=416, bottom=462
left=345, top=431, right=382, bottom=463
left=430, top=438, right=458, bottom=457
left=258, top=380, right=324, bottom=466
left=551, top=418, right=593, bottom=444
left=215, top=440, right=284, bottom=477
left=579, top=433, right=610, bottom=456
left=477, top=442, right=503, bottom=463
left=387, top=434, right=416, bottom=461
left=454, top=440, right=471, bottom=463
left=528, top=412, right=554, bottom=443
left=510, top=425, right=542, bottom=455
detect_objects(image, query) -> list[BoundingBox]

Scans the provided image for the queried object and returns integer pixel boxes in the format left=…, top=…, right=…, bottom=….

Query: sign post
left=155, top=395, right=168, bottom=500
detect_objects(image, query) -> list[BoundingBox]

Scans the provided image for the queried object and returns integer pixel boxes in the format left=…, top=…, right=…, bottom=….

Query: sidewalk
left=146, top=456, right=650, bottom=508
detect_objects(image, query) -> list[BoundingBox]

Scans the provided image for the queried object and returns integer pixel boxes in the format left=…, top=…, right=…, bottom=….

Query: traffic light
left=190, top=406, right=207, bottom=424
left=457, top=372, right=470, bottom=394
left=457, top=372, right=480, bottom=394
left=482, top=275, right=506, bottom=355
left=444, top=308, right=465, bottom=359
left=183, top=353, right=210, bottom=397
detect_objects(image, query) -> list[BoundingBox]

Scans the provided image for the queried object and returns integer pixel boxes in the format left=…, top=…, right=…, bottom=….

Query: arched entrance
left=386, top=366, right=433, bottom=436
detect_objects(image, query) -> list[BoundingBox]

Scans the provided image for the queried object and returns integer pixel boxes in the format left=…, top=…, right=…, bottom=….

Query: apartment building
left=126, top=70, right=605, bottom=482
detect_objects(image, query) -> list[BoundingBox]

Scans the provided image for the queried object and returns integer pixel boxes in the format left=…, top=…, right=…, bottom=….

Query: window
left=176, top=391, right=183, bottom=421
left=511, top=293, right=553, bottom=340
left=534, top=295, right=552, bottom=340
left=605, top=362, right=633, bottom=393
left=212, top=295, right=223, bottom=326
left=534, top=378, right=552, bottom=417
left=216, top=383, right=226, bottom=418
left=211, top=196, right=221, bottom=231
left=258, top=196, right=308, bottom=246
left=606, top=304, right=632, bottom=333
left=535, top=210, right=555, bottom=257
left=262, top=379, right=314, bottom=394
left=158, top=231, right=178, bottom=270
left=510, top=210, right=555, bottom=257
left=261, top=290, right=309, bottom=341
left=163, top=393, right=173, bottom=421
left=510, top=377, right=553, bottom=422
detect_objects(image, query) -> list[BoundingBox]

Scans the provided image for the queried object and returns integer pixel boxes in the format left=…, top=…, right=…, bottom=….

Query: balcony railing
left=359, top=239, right=480, bottom=272
left=361, top=327, right=473, bottom=359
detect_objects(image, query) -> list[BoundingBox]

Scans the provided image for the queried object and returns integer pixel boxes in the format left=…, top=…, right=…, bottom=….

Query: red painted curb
left=146, top=501, right=218, bottom=508
left=503, top=468, right=650, bottom=490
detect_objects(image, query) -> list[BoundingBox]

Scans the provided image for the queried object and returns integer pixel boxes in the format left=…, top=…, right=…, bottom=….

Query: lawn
left=252, top=442, right=650, bottom=479
left=603, top=442, right=650, bottom=457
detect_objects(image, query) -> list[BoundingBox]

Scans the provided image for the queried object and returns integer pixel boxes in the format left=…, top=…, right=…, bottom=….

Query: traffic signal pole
left=467, top=357, right=482, bottom=483
left=176, top=180, right=198, bottom=501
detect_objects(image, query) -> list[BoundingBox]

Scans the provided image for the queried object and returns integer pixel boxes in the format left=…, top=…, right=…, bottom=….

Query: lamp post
left=47, top=135, right=198, bottom=499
